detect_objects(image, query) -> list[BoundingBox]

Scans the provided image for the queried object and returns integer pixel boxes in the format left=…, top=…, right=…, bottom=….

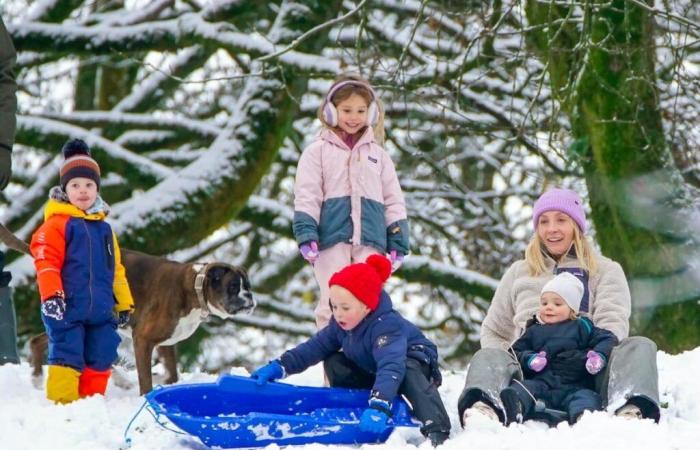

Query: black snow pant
left=507, top=379, right=601, bottom=424
left=323, top=352, right=451, bottom=436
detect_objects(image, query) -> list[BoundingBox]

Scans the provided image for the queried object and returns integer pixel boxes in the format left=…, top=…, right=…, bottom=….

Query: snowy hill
left=2, top=348, right=700, bottom=450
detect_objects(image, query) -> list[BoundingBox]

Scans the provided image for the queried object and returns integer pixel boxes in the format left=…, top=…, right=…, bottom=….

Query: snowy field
left=1, top=347, right=700, bottom=450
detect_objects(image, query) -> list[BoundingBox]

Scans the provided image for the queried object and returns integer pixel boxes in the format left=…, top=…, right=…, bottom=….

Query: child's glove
left=117, top=310, right=131, bottom=328
left=250, top=360, right=284, bottom=385
left=359, top=398, right=391, bottom=433
left=389, top=250, right=404, bottom=273
left=585, top=350, right=605, bottom=374
left=41, top=296, right=66, bottom=321
left=299, top=241, right=319, bottom=264
left=528, top=351, right=547, bottom=372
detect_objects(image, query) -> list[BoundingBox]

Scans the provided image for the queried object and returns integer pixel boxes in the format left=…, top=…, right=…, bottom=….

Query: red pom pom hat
left=328, top=254, right=392, bottom=310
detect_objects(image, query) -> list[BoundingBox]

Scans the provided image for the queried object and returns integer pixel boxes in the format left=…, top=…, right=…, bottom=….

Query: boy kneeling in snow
left=251, top=255, right=450, bottom=446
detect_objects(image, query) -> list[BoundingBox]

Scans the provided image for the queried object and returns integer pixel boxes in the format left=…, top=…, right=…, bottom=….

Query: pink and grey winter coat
left=293, top=128, right=409, bottom=254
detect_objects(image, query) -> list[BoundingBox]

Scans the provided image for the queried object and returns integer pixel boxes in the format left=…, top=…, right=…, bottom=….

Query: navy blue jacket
left=279, top=291, right=439, bottom=402
left=513, top=316, right=618, bottom=390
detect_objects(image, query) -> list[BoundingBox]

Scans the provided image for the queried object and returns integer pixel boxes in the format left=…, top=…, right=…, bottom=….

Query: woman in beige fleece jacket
left=457, top=188, right=660, bottom=426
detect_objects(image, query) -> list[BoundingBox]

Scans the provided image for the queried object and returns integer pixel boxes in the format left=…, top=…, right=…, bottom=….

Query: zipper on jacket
left=82, top=219, right=94, bottom=315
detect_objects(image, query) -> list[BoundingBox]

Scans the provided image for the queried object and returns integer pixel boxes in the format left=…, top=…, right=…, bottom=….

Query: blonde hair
left=526, top=215, right=598, bottom=276
left=317, top=73, right=385, bottom=144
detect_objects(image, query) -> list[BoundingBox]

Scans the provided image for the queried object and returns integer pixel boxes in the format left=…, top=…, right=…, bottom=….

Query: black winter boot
left=427, top=431, right=449, bottom=447
left=500, top=387, right=524, bottom=425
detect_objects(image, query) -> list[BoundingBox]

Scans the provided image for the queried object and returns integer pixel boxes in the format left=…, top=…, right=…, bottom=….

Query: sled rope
left=123, top=385, right=186, bottom=448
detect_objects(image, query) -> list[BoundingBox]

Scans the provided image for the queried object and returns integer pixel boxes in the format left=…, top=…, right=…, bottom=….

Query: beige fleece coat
left=481, top=253, right=631, bottom=350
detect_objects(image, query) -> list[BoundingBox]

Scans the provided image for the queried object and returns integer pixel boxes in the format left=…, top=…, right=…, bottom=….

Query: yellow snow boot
left=46, top=365, right=81, bottom=404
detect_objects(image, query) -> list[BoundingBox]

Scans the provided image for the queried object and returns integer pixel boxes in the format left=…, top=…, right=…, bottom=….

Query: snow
left=2, top=348, right=700, bottom=450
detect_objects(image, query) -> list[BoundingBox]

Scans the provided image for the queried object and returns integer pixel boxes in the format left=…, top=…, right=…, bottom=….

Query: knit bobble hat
left=532, top=188, right=586, bottom=233
left=541, top=272, right=584, bottom=313
left=60, top=139, right=101, bottom=190
left=328, top=254, right=392, bottom=310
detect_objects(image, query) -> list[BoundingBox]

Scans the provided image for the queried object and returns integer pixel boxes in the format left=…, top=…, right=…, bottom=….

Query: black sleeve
left=0, top=16, right=17, bottom=152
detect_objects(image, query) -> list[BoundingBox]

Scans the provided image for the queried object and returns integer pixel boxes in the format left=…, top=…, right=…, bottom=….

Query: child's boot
left=427, top=431, right=449, bottom=447
left=499, top=387, right=524, bottom=425
left=46, top=365, right=81, bottom=404
left=79, top=367, right=112, bottom=397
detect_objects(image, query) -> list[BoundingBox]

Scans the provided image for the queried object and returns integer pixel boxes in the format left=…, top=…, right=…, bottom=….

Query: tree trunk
left=526, top=0, right=699, bottom=351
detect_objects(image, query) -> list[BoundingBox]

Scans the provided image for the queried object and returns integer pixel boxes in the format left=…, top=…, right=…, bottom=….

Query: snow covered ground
left=2, top=347, right=700, bottom=450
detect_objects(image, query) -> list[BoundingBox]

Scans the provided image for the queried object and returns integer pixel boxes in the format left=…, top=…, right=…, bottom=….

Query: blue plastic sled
left=145, top=374, right=419, bottom=448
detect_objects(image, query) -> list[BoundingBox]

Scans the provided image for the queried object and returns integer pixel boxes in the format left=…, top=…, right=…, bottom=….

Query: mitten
left=299, top=241, right=319, bottom=264
left=585, top=350, right=605, bottom=374
left=250, top=360, right=285, bottom=385
left=41, top=296, right=66, bottom=321
left=359, top=398, right=391, bottom=433
left=389, top=250, right=404, bottom=273
left=117, top=310, right=131, bottom=328
left=528, top=351, right=547, bottom=372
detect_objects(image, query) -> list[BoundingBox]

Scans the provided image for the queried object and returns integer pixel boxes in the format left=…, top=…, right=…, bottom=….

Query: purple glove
left=389, top=250, right=404, bottom=273
left=299, top=241, right=319, bottom=264
left=585, top=350, right=605, bottom=374
left=528, top=351, right=547, bottom=372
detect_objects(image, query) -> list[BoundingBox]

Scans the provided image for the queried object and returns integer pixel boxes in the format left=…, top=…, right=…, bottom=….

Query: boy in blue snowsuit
left=30, top=139, right=134, bottom=403
left=500, top=272, right=618, bottom=425
left=251, top=255, right=450, bottom=446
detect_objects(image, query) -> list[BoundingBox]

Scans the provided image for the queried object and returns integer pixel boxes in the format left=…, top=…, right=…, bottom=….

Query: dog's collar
left=192, top=262, right=211, bottom=322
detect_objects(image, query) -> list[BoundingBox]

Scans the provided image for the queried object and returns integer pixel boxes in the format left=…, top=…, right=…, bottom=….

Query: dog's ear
left=206, top=266, right=228, bottom=288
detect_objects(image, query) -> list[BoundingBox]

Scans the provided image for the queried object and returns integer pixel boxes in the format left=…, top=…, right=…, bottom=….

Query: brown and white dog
left=121, top=249, right=255, bottom=394
left=0, top=224, right=255, bottom=395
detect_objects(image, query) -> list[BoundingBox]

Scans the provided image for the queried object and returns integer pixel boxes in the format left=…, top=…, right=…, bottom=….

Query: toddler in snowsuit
left=250, top=255, right=450, bottom=446
left=30, top=139, right=134, bottom=403
left=500, top=272, right=618, bottom=425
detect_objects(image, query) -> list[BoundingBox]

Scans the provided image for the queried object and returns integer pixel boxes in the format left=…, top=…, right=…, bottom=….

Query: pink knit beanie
left=532, top=188, right=586, bottom=233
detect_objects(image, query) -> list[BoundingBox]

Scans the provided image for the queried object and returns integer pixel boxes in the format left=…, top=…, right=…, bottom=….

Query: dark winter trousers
left=0, top=286, right=20, bottom=365
left=323, top=352, right=451, bottom=436
left=0, top=250, right=19, bottom=365
left=507, top=379, right=601, bottom=423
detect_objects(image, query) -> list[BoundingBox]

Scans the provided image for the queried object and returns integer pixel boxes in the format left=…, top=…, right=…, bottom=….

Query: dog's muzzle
left=225, top=289, right=255, bottom=315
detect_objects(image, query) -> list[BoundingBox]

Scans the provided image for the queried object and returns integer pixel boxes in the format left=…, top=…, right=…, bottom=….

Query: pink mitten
left=299, top=241, right=319, bottom=264
left=389, top=250, right=404, bottom=272
left=585, top=350, right=605, bottom=374
left=528, top=351, right=547, bottom=372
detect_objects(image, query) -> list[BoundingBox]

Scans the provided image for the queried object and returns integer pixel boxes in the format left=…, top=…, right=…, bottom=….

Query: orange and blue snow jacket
left=30, top=199, right=134, bottom=313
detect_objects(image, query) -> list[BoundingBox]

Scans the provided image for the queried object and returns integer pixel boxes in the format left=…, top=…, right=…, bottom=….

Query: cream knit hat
left=541, top=272, right=584, bottom=312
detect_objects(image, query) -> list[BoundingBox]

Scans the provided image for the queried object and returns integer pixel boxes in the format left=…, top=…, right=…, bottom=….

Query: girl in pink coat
left=293, top=73, right=409, bottom=329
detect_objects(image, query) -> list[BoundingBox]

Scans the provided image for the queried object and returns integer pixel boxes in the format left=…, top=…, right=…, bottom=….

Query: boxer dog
left=1, top=224, right=254, bottom=395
